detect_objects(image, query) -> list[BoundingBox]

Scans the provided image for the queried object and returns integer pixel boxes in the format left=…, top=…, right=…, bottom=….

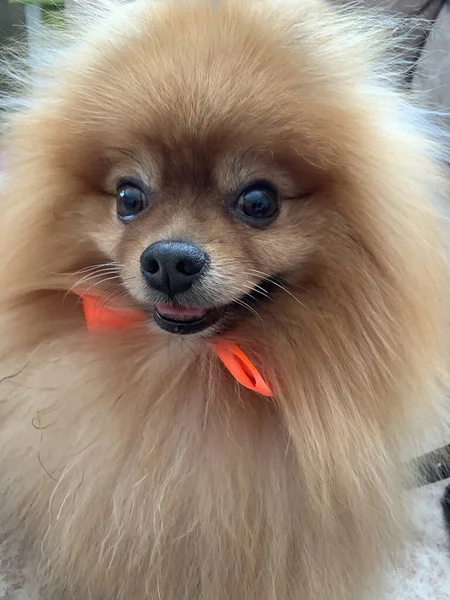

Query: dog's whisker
left=251, top=285, right=271, bottom=298
left=239, top=281, right=272, bottom=301
left=71, top=282, right=125, bottom=308
left=70, top=269, right=122, bottom=290
left=245, top=268, right=301, bottom=289
left=72, top=269, right=123, bottom=286
left=227, top=285, right=264, bottom=323
left=82, top=276, right=124, bottom=298
left=71, top=263, right=122, bottom=275
left=95, top=289, right=141, bottom=314
left=64, top=270, right=124, bottom=302
left=235, top=288, right=266, bottom=308
left=48, top=262, right=122, bottom=277
left=246, top=269, right=328, bottom=318
left=233, top=298, right=263, bottom=323
left=95, top=288, right=126, bottom=305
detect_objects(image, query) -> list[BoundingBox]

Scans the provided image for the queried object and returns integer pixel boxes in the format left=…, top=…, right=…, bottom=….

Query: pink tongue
left=156, top=304, right=207, bottom=320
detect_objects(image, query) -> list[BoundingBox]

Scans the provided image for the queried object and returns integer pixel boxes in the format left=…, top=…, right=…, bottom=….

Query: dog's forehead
left=72, top=3, right=304, bottom=137
left=85, top=59, right=297, bottom=179
left=59, top=2, right=340, bottom=178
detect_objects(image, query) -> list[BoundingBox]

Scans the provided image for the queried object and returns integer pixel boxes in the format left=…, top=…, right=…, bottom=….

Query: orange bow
left=79, top=294, right=272, bottom=397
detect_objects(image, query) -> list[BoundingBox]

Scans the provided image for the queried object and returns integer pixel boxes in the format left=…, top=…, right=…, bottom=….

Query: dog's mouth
left=154, top=304, right=225, bottom=335
left=153, top=276, right=281, bottom=335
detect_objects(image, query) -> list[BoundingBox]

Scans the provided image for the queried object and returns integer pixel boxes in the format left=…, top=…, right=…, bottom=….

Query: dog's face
left=96, top=129, right=330, bottom=336
left=4, top=0, right=440, bottom=348
left=21, top=0, right=364, bottom=337
left=100, top=143, right=323, bottom=335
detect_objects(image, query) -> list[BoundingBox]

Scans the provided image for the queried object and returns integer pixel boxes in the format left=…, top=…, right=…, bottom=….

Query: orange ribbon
left=78, top=294, right=272, bottom=397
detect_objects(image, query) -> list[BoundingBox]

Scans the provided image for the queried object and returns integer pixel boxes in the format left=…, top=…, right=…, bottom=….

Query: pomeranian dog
left=0, top=1, right=448, bottom=599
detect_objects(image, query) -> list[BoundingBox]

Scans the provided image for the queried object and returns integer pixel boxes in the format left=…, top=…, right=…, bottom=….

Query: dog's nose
left=140, top=241, right=207, bottom=297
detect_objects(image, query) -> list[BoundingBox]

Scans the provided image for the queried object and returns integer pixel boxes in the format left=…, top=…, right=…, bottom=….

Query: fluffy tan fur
left=0, top=1, right=448, bottom=599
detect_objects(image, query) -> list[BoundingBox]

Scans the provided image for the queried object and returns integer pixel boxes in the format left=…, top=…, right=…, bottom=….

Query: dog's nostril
left=176, top=258, right=203, bottom=276
left=147, top=259, right=159, bottom=275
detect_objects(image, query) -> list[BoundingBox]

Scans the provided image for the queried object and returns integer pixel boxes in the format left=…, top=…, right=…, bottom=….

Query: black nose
left=140, top=241, right=207, bottom=297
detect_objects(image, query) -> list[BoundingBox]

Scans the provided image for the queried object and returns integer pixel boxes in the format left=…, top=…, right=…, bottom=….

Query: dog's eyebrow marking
left=106, top=147, right=138, bottom=160
left=104, top=147, right=148, bottom=172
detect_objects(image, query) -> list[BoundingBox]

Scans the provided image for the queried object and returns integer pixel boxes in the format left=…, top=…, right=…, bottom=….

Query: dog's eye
left=116, top=183, right=148, bottom=221
left=236, top=183, right=279, bottom=225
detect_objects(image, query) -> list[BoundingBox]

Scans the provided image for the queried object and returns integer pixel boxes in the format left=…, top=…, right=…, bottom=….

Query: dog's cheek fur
left=0, top=2, right=449, bottom=600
